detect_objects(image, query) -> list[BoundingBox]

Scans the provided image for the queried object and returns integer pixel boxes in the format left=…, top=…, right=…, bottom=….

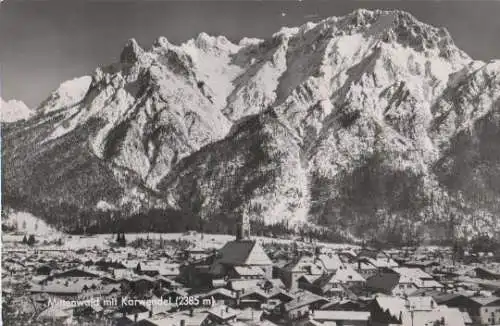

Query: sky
left=1, top=0, right=500, bottom=108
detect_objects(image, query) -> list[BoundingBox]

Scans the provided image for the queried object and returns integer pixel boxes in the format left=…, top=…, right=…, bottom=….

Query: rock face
left=3, top=9, right=500, bottom=242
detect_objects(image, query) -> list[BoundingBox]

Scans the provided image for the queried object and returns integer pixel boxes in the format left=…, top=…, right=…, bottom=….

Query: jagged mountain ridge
left=3, top=9, right=500, bottom=242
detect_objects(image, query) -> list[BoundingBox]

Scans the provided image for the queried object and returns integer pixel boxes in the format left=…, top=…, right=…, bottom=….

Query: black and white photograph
left=1, top=0, right=500, bottom=325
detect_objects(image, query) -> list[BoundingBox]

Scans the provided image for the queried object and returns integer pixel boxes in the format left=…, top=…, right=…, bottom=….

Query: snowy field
left=2, top=212, right=453, bottom=254
left=1, top=211, right=360, bottom=251
left=3, top=231, right=360, bottom=251
left=2, top=211, right=64, bottom=238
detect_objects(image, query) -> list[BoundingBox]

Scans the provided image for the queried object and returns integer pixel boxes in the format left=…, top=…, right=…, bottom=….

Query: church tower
left=236, top=214, right=251, bottom=241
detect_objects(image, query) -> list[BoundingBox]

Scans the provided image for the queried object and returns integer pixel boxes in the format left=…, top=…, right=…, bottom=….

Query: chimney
left=226, top=306, right=229, bottom=313
left=180, top=320, right=185, bottom=326
left=134, top=313, right=138, bottom=323
left=189, top=307, right=194, bottom=317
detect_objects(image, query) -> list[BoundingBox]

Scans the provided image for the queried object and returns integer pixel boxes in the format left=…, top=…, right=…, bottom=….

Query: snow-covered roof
left=312, top=310, right=370, bottom=321
left=375, top=295, right=406, bottom=320
left=212, top=239, right=272, bottom=268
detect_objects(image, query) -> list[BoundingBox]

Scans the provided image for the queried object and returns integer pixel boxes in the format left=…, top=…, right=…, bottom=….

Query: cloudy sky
left=1, top=0, right=500, bottom=108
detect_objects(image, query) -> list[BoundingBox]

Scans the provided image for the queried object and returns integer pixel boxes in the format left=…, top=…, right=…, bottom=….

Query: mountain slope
left=3, top=9, right=500, bottom=242
left=158, top=109, right=309, bottom=231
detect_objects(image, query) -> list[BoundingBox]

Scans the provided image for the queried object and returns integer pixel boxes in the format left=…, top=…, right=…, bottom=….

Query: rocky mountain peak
left=3, top=9, right=500, bottom=243
left=152, top=36, right=170, bottom=49
left=120, top=38, right=146, bottom=65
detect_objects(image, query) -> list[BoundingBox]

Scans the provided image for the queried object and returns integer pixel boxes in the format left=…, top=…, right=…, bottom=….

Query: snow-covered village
left=3, top=1, right=500, bottom=326
left=3, top=210, right=500, bottom=326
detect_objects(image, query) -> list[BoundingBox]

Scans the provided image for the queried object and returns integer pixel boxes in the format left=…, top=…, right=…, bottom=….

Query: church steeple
left=236, top=214, right=251, bottom=241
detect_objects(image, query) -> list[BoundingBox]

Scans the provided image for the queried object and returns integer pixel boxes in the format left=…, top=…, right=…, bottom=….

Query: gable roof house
left=299, top=265, right=365, bottom=299
left=279, top=255, right=325, bottom=289
left=282, top=291, right=330, bottom=321
left=367, top=268, right=443, bottom=298
left=353, top=260, right=379, bottom=279
left=316, top=254, right=344, bottom=273
left=368, top=295, right=406, bottom=325
left=402, top=260, right=440, bottom=274
left=469, top=296, right=500, bottom=325
left=311, top=310, right=371, bottom=326
left=207, top=304, right=239, bottom=324
left=134, top=309, right=210, bottom=326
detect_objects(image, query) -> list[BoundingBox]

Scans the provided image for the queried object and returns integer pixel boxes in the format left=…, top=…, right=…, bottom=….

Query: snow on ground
left=2, top=225, right=359, bottom=251
left=39, top=76, right=92, bottom=114
left=3, top=211, right=63, bottom=238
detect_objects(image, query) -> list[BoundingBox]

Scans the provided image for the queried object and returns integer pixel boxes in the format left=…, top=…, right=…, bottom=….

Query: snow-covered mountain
left=0, top=98, right=33, bottom=122
left=3, top=9, right=500, bottom=242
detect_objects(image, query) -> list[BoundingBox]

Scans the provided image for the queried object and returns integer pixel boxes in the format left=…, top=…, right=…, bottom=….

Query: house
left=239, top=289, right=268, bottom=310
left=357, top=251, right=399, bottom=271
left=367, top=268, right=443, bottom=297
left=368, top=295, right=406, bottom=326
left=329, top=265, right=365, bottom=288
left=282, top=291, right=329, bottom=321
left=122, top=275, right=157, bottom=295
left=299, top=265, right=365, bottom=299
left=316, top=254, right=344, bottom=273
left=353, top=260, right=378, bottom=279
left=268, top=288, right=295, bottom=304
left=207, top=304, right=239, bottom=324
left=36, top=306, right=73, bottom=324
left=369, top=294, right=467, bottom=326
left=280, top=255, right=324, bottom=289
left=118, top=303, right=151, bottom=323
left=48, top=267, right=101, bottom=279
left=30, top=277, right=103, bottom=297
left=303, top=320, right=336, bottom=326
left=156, top=275, right=183, bottom=290
left=227, top=266, right=265, bottom=279
left=229, top=279, right=274, bottom=292
left=469, top=296, right=500, bottom=325
left=198, top=288, right=238, bottom=306
left=179, top=254, right=217, bottom=288
left=405, top=296, right=438, bottom=311
left=299, top=273, right=342, bottom=298
left=366, top=270, right=416, bottom=297
left=161, top=288, right=191, bottom=303
left=469, top=266, right=500, bottom=280
left=404, top=306, right=466, bottom=326
left=141, top=309, right=210, bottom=326
left=186, top=248, right=214, bottom=261
left=402, top=260, right=440, bottom=274
left=236, top=307, right=264, bottom=323
left=158, top=263, right=181, bottom=279
left=311, top=310, right=370, bottom=326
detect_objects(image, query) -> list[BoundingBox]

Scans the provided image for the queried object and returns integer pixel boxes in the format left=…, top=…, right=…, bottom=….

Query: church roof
left=215, top=240, right=272, bottom=266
